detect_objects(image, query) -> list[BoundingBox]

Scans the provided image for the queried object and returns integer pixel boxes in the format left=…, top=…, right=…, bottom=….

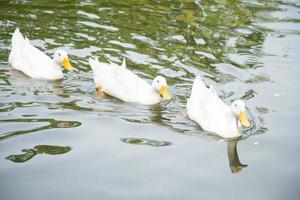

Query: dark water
left=0, top=0, right=300, bottom=199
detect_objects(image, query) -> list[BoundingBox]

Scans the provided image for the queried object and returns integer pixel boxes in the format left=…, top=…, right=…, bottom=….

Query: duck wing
left=108, top=64, right=152, bottom=102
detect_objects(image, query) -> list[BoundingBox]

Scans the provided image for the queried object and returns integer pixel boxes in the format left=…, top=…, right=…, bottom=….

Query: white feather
left=89, top=57, right=162, bottom=105
left=187, top=75, right=242, bottom=138
left=8, top=28, right=64, bottom=80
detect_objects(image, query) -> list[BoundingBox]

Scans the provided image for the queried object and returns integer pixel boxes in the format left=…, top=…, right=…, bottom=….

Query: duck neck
left=151, top=87, right=161, bottom=101
left=52, top=60, right=62, bottom=70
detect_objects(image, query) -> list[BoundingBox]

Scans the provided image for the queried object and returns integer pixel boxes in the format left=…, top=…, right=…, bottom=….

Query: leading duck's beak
left=160, top=85, right=171, bottom=100
left=239, top=111, right=250, bottom=127
left=63, top=57, right=76, bottom=71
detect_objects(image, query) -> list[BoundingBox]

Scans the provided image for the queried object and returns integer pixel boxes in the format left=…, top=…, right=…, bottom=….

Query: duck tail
left=193, top=75, right=207, bottom=90
left=189, top=75, right=211, bottom=100
left=89, top=56, right=99, bottom=63
left=11, top=28, right=27, bottom=48
left=121, top=57, right=126, bottom=69
left=89, top=57, right=99, bottom=71
left=9, top=28, right=26, bottom=64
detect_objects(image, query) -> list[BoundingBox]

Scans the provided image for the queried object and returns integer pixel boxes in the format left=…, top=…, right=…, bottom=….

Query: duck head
left=231, top=100, right=250, bottom=128
left=152, top=76, right=171, bottom=100
left=53, top=50, right=76, bottom=71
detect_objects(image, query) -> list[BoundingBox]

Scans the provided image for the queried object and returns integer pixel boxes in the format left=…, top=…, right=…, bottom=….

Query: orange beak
left=239, top=111, right=250, bottom=127
left=63, top=57, right=76, bottom=71
left=159, top=85, right=171, bottom=100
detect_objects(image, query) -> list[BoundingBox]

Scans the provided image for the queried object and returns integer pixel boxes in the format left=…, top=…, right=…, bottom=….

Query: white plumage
left=89, top=57, right=171, bottom=105
left=8, top=28, right=75, bottom=80
left=187, top=75, right=250, bottom=138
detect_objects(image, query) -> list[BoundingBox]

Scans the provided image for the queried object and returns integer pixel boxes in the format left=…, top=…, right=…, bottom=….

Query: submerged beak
left=239, top=111, right=250, bottom=128
left=160, top=85, right=171, bottom=100
left=63, top=57, right=76, bottom=71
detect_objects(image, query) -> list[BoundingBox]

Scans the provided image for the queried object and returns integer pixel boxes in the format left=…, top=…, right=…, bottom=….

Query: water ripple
left=0, top=118, right=81, bottom=142
left=6, top=145, right=71, bottom=163
left=120, top=137, right=171, bottom=147
left=0, top=0, right=274, bottom=142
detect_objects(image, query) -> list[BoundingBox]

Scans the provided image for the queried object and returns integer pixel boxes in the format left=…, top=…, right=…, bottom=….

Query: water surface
left=0, top=0, right=300, bottom=199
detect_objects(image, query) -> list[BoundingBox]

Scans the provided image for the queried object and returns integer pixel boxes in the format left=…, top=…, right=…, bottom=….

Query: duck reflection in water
left=227, top=139, right=248, bottom=173
left=7, top=68, right=69, bottom=97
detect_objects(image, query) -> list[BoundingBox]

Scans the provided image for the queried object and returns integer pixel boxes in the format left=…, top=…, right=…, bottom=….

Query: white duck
left=89, top=57, right=171, bottom=105
left=187, top=75, right=250, bottom=138
left=8, top=28, right=75, bottom=80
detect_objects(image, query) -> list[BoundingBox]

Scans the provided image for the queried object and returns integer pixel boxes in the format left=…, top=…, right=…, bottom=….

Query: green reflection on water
left=121, top=137, right=172, bottom=147
left=0, top=0, right=298, bottom=198
left=6, top=145, right=72, bottom=163
left=0, top=118, right=81, bottom=142
left=0, top=0, right=275, bottom=139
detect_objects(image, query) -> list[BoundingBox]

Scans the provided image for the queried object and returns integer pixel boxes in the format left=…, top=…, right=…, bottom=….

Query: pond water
left=0, top=0, right=300, bottom=199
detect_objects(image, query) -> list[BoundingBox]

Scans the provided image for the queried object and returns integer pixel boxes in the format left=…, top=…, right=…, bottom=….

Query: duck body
left=187, top=75, right=243, bottom=138
left=89, top=57, right=160, bottom=105
left=89, top=57, right=170, bottom=105
left=8, top=28, right=73, bottom=80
